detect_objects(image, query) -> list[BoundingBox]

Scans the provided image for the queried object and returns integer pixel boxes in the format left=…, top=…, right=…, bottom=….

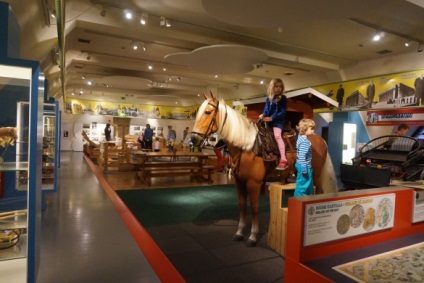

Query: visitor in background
left=394, top=123, right=409, bottom=136
left=183, top=127, right=189, bottom=140
left=259, top=78, right=288, bottom=170
left=143, top=124, right=154, bottom=150
left=153, top=137, right=161, bottom=152
left=167, top=125, right=177, bottom=152
left=208, top=133, right=226, bottom=173
left=294, top=119, right=316, bottom=197
left=104, top=123, right=112, bottom=141
left=137, top=131, right=145, bottom=149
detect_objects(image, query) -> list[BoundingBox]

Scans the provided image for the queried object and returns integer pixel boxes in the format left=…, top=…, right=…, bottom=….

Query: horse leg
left=233, top=183, right=247, bottom=242
left=246, top=180, right=261, bottom=247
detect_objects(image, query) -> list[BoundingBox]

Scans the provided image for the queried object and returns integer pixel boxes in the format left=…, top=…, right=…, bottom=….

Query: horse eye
left=205, top=110, right=212, bottom=114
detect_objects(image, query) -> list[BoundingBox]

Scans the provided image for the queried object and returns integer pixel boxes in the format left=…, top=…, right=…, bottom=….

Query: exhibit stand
left=284, top=186, right=424, bottom=282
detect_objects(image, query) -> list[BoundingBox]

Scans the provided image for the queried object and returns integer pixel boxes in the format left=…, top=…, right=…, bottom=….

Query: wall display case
left=0, top=62, right=43, bottom=283
left=42, top=103, right=57, bottom=190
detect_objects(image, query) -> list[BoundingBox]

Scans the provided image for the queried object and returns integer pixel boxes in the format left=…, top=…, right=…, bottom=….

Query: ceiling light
left=405, top=40, right=410, bottom=47
left=124, top=11, right=133, bottom=20
left=166, top=19, right=171, bottom=27
left=148, top=64, right=153, bottom=70
left=373, top=31, right=381, bottom=41
left=50, top=9, right=56, bottom=18
left=87, top=81, right=92, bottom=86
left=81, top=74, right=86, bottom=80
left=132, top=41, right=138, bottom=50
left=163, top=66, right=167, bottom=71
left=140, top=12, right=148, bottom=25
left=160, top=17, right=166, bottom=27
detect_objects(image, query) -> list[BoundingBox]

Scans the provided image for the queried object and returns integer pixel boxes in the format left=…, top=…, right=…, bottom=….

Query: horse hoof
left=246, top=239, right=257, bottom=247
left=232, top=234, right=244, bottom=242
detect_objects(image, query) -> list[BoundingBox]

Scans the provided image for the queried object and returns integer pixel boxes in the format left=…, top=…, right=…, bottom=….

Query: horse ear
left=203, top=93, right=209, bottom=100
left=210, top=90, right=216, bottom=101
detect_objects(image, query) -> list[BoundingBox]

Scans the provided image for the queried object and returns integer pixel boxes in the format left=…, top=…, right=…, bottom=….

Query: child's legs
left=273, top=127, right=287, bottom=164
left=294, top=163, right=314, bottom=196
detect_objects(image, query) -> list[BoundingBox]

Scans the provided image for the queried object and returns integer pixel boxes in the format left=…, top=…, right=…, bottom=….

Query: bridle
left=191, top=98, right=228, bottom=141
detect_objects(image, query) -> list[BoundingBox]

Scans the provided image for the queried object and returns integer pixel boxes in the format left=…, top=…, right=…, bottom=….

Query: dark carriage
left=341, top=135, right=424, bottom=189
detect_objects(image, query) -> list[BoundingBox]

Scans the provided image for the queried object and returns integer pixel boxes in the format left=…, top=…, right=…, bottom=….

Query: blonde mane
left=196, top=99, right=257, bottom=150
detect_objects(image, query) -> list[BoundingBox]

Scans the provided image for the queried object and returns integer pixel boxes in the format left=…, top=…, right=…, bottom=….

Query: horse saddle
left=253, top=120, right=281, bottom=164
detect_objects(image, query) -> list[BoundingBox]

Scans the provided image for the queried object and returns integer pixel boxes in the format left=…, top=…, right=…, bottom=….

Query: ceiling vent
left=78, top=38, right=91, bottom=44
left=376, top=49, right=392, bottom=55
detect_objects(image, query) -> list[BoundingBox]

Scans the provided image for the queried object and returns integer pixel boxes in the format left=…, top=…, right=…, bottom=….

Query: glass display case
left=42, top=105, right=56, bottom=190
left=0, top=62, right=42, bottom=282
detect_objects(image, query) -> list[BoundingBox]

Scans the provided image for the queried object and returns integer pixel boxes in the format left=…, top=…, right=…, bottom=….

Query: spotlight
left=373, top=32, right=381, bottom=41
left=147, top=64, right=153, bottom=70
left=132, top=41, right=138, bottom=50
left=166, top=19, right=171, bottom=27
left=160, top=17, right=166, bottom=27
left=124, top=10, right=133, bottom=20
left=418, top=42, right=423, bottom=53
left=405, top=40, right=410, bottom=47
left=140, top=12, right=148, bottom=25
left=81, top=74, right=86, bottom=80
left=50, top=9, right=56, bottom=18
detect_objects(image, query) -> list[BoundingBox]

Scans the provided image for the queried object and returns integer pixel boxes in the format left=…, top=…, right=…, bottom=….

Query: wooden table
left=129, top=151, right=215, bottom=185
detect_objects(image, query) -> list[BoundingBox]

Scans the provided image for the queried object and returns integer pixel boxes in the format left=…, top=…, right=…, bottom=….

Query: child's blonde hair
left=297, top=119, right=315, bottom=135
left=267, top=78, right=285, bottom=100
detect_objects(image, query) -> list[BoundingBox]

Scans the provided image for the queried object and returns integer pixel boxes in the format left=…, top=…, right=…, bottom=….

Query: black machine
left=341, top=135, right=424, bottom=189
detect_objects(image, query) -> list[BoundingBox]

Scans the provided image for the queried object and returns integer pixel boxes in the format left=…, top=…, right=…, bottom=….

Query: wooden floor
left=104, top=162, right=234, bottom=190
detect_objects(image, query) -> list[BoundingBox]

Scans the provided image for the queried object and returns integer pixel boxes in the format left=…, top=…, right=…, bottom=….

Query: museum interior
left=1, top=0, right=424, bottom=282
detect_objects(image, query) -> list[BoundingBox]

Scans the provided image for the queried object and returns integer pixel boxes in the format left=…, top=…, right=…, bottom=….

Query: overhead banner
left=366, top=108, right=424, bottom=126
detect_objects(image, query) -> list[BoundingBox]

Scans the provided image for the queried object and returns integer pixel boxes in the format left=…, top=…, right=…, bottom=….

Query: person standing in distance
left=259, top=78, right=288, bottom=170
left=294, top=119, right=316, bottom=197
left=167, top=125, right=177, bottom=152
left=336, top=84, right=344, bottom=110
left=104, top=123, right=112, bottom=141
left=143, top=124, right=154, bottom=150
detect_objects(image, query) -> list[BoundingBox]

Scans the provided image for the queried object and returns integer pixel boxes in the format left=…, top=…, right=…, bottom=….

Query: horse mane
left=197, top=99, right=256, bottom=150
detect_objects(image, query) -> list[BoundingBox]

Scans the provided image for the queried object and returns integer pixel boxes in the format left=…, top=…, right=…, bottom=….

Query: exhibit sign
left=304, top=194, right=395, bottom=246
left=412, top=189, right=424, bottom=223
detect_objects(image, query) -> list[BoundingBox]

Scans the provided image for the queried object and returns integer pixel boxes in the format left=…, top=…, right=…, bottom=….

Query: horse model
left=192, top=93, right=337, bottom=247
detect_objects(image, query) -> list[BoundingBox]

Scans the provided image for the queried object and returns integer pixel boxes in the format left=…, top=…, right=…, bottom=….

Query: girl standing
left=259, top=78, right=288, bottom=169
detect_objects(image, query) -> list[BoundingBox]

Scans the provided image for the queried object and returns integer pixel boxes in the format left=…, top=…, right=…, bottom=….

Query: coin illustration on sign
left=362, top=207, right=376, bottom=231
left=350, top=204, right=365, bottom=228
left=337, top=214, right=351, bottom=235
left=376, top=197, right=393, bottom=228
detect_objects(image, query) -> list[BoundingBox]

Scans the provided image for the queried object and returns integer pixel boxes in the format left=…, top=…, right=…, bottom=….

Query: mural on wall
left=313, top=69, right=424, bottom=112
left=64, top=98, right=199, bottom=120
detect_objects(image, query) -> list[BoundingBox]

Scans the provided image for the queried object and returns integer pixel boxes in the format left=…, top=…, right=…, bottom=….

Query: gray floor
left=37, top=152, right=284, bottom=283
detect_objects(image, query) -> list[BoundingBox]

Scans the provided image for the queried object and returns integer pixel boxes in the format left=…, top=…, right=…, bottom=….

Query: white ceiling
left=4, top=0, right=424, bottom=106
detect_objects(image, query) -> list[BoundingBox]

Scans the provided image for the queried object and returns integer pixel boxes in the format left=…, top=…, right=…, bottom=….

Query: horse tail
left=319, top=152, right=338, bottom=193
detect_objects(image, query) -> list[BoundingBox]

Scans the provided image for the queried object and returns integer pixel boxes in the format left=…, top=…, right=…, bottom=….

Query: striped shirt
left=296, top=135, right=312, bottom=170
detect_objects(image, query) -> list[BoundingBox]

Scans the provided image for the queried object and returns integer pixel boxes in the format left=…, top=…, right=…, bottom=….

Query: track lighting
left=132, top=41, right=138, bottom=50
left=50, top=9, right=56, bottom=18
left=166, top=19, right=171, bottom=27
left=81, top=74, right=86, bottom=80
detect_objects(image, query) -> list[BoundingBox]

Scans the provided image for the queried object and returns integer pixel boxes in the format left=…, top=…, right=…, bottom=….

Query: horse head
left=191, top=91, right=221, bottom=143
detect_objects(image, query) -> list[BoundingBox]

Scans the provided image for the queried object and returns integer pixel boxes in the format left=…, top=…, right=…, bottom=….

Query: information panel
left=304, top=194, right=396, bottom=246
left=412, top=190, right=424, bottom=223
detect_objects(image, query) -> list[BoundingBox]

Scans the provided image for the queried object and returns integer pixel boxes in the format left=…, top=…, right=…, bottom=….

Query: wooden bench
left=138, top=163, right=214, bottom=186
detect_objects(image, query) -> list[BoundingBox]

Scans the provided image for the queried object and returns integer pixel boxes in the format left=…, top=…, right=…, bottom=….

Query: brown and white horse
left=192, top=93, right=337, bottom=246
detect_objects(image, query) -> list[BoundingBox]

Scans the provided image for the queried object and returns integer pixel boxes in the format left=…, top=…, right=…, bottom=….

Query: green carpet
left=117, top=184, right=271, bottom=227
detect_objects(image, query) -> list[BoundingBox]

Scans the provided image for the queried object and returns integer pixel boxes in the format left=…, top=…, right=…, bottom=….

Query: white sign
left=304, top=194, right=396, bottom=246
left=412, top=190, right=424, bottom=223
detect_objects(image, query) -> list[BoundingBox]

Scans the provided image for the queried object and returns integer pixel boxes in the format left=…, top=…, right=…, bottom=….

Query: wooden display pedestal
left=267, top=183, right=295, bottom=257
left=284, top=186, right=424, bottom=282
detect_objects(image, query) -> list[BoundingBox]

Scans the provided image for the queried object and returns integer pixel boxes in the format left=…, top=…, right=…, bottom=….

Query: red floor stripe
left=84, top=155, right=186, bottom=283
